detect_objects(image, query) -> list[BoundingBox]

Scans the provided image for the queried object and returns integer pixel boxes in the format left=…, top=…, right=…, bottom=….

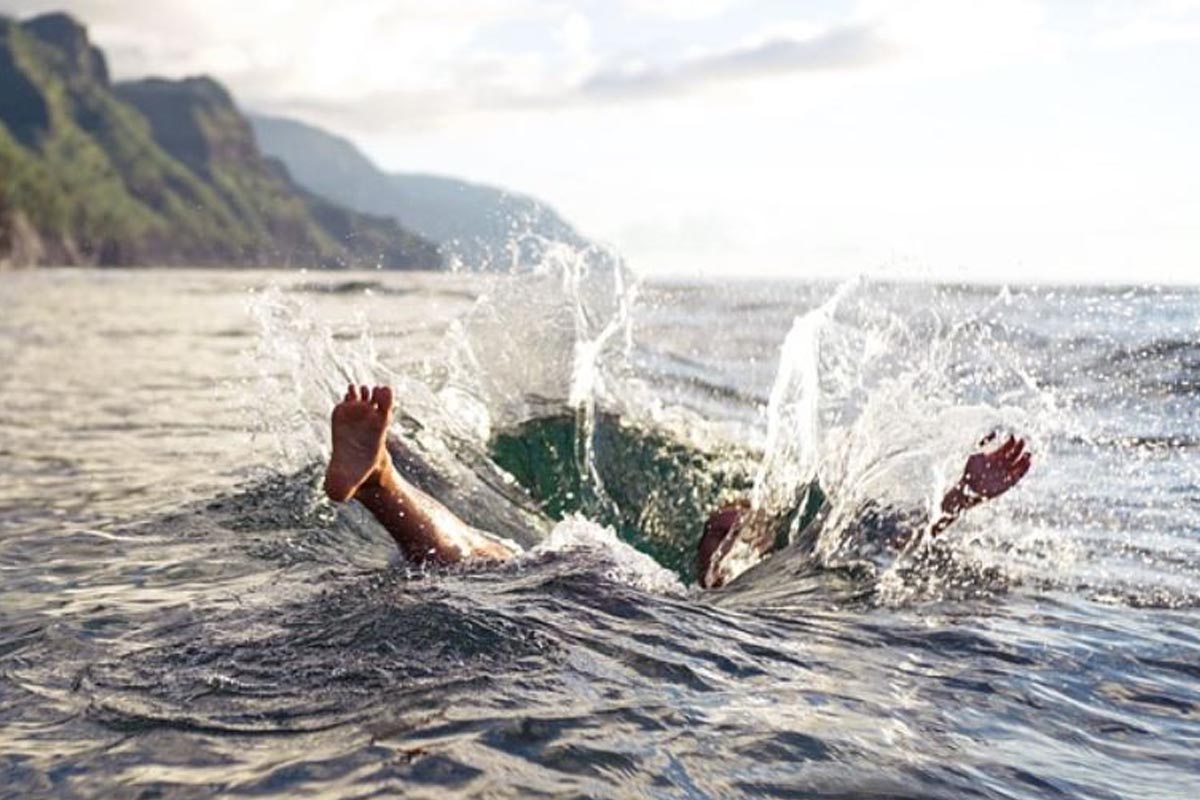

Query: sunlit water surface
left=1, top=268, right=1199, bottom=799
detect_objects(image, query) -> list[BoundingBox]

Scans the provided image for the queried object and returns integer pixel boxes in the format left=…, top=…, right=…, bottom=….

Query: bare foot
left=323, top=384, right=394, bottom=502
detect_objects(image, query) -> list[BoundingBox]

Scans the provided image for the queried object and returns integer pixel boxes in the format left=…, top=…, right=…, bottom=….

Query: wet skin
left=326, top=385, right=1031, bottom=588
left=324, top=384, right=516, bottom=565
left=698, top=433, right=1033, bottom=588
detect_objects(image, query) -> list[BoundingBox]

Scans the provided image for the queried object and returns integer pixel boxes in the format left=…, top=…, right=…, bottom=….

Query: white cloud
left=1092, top=0, right=1200, bottom=47
left=618, top=0, right=737, bottom=21
left=0, top=0, right=564, bottom=109
left=853, top=0, right=1057, bottom=72
left=0, top=0, right=897, bottom=128
left=578, top=25, right=895, bottom=101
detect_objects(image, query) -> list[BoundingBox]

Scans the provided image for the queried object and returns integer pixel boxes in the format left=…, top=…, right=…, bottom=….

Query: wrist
left=941, top=484, right=977, bottom=516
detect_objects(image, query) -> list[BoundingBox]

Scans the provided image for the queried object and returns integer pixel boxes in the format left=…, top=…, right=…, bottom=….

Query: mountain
left=250, top=115, right=589, bottom=270
left=0, top=12, right=440, bottom=269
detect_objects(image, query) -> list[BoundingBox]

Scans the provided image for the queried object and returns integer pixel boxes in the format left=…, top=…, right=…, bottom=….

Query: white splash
left=532, top=515, right=686, bottom=596
left=752, top=279, right=858, bottom=514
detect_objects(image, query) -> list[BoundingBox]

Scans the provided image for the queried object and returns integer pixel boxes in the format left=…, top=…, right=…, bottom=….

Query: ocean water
left=1, top=263, right=1199, bottom=799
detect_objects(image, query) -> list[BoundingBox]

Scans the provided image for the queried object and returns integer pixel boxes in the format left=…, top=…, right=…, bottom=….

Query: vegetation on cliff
left=0, top=12, right=440, bottom=269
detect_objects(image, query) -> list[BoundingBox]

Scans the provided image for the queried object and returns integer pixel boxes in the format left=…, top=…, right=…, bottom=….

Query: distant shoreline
left=5, top=264, right=1195, bottom=293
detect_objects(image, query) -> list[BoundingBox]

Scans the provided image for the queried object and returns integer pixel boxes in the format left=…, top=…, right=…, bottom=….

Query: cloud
left=251, top=22, right=898, bottom=132
left=1091, top=0, right=1200, bottom=47
left=0, top=0, right=897, bottom=127
left=617, top=0, right=737, bottom=21
left=0, top=0, right=554, bottom=98
left=854, top=0, right=1056, bottom=72
left=577, top=25, right=896, bottom=101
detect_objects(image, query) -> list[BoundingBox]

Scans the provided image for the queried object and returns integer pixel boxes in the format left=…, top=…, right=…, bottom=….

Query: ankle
left=356, top=454, right=396, bottom=498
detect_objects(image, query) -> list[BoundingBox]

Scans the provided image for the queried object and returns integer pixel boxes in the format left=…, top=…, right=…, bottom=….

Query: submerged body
left=325, top=385, right=1032, bottom=587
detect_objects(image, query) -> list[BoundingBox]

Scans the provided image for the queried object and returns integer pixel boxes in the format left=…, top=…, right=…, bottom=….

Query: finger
left=376, top=386, right=394, bottom=415
left=1007, top=438, right=1026, bottom=463
left=359, top=385, right=370, bottom=402
left=998, top=434, right=1018, bottom=458
left=979, top=431, right=998, bottom=447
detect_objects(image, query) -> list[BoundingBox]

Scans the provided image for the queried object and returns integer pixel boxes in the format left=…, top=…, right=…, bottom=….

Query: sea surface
left=1, top=264, right=1199, bottom=799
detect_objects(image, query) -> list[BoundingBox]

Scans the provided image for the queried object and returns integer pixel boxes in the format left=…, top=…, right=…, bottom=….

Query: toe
left=377, top=386, right=394, bottom=414
left=344, top=384, right=356, bottom=402
left=359, top=385, right=370, bottom=402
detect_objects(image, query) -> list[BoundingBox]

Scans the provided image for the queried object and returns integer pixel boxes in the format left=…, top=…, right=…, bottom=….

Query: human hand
left=958, top=433, right=1032, bottom=505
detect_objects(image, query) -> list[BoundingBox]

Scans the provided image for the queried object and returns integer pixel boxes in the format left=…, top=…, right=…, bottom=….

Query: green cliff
left=0, top=12, right=440, bottom=269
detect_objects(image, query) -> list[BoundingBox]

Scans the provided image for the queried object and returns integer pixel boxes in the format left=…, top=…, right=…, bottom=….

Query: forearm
left=928, top=483, right=979, bottom=539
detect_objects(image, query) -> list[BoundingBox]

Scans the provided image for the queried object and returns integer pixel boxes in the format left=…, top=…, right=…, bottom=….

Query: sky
left=2, top=0, right=1198, bottom=283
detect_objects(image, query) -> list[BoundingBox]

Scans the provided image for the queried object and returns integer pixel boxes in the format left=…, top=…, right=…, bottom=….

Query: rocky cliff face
left=0, top=12, right=440, bottom=269
left=22, top=12, right=109, bottom=83
left=117, top=78, right=255, bottom=177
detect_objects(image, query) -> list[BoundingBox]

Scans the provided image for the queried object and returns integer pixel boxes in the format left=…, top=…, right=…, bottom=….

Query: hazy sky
left=3, top=0, right=1198, bottom=282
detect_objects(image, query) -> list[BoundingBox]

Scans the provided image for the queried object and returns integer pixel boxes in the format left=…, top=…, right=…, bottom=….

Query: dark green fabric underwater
left=488, top=412, right=825, bottom=585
